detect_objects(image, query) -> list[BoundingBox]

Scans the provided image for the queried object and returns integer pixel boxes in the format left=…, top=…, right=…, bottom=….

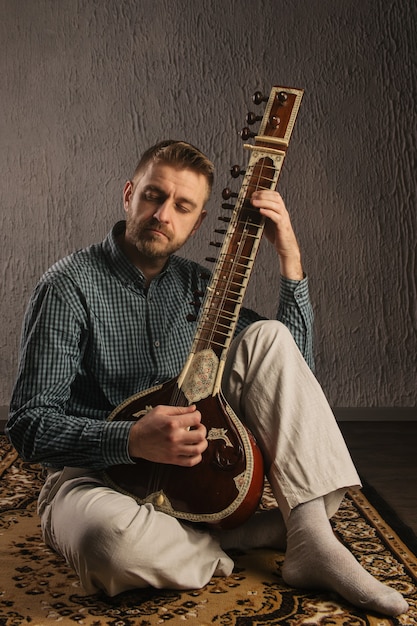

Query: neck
left=116, top=232, right=168, bottom=285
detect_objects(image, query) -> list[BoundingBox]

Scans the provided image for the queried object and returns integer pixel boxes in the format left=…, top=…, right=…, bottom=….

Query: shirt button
left=154, top=340, right=160, bottom=347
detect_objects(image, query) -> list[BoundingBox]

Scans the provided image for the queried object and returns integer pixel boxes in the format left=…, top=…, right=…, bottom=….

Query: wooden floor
left=1, top=419, right=416, bottom=538
left=339, top=421, right=417, bottom=536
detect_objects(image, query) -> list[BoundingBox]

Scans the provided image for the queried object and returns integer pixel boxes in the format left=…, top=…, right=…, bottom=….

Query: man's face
left=123, top=162, right=208, bottom=263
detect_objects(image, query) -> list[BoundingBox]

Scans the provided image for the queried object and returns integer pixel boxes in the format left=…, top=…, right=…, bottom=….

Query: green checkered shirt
left=8, top=222, right=314, bottom=470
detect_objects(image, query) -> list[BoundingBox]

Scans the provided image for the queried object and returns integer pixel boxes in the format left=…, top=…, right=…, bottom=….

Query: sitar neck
left=178, top=86, right=303, bottom=401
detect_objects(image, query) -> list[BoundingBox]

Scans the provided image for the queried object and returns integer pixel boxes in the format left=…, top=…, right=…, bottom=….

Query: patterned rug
left=1, top=435, right=416, bottom=626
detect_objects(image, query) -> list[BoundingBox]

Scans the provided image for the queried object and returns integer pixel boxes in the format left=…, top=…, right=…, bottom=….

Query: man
left=7, top=140, right=408, bottom=616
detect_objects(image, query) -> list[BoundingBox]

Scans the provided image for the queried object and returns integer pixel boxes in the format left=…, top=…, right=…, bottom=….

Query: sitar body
left=103, top=86, right=304, bottom=529
left=104, top=378, right=264, bottom=529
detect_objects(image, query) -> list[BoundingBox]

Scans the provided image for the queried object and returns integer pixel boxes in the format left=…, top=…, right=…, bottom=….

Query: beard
left=125, top=217, right=187, bottom=259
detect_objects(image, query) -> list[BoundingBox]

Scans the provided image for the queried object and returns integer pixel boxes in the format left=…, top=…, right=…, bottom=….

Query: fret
left=202, top=313, right=239, bottom=326
left=205, top=291, right=243, bottom=303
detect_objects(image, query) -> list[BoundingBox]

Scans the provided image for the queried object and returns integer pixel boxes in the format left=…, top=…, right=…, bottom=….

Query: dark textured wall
left=1, top=0, right=416, bottom=409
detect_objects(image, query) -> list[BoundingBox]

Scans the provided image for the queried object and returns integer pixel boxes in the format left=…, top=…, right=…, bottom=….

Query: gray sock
left=282, top=497, right=408, bottom=617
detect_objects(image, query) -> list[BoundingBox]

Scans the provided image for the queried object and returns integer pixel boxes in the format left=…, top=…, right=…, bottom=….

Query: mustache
left=141, top=218, right=171, bottom=237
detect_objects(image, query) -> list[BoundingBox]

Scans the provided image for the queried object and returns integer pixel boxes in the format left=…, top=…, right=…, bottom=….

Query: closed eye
left=174, top=203, right=191, bottom=213
left=143, top=189, right=164, bottom=203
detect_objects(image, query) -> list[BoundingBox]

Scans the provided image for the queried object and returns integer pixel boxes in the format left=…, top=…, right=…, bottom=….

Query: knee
left=75, top=520, right=124, bottom=592
left=235, top=320, right=294, bottom=356
left=78, top=517, right=119, bottom=564
left=74, top=516, right=149, bottom=595
left=223, top=320, right=295, bottom=407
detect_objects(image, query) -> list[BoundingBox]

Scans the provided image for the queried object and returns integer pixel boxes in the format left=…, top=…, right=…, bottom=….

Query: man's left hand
left=251, top=190, right=304, bottom=280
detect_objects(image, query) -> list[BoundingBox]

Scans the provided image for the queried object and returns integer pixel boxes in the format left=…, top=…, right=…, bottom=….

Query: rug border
left=360, top=478, right=417, bottom=558
left=348, top=488, right=417, bottom=583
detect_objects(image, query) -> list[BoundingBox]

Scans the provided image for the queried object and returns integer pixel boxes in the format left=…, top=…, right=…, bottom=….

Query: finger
left=165, top=404, right=198, bottom=416
left=177, top=409, right=203, bottom=430
left=182, top=422, right=207, bottom=444
left=259, top=206, right=284, bottom=221
left=251, top=189, right=282, bottom=201
left=177, top=454, right=204, bottom=467
left=251, top=190, right=284, bottom=207
left=156, top=404, right=202, bottom=428
left=180, top=436, right=208, bottom=454
left=257, top=203, right=287, bottom=224
left=178, top=440, right=208, bottom=465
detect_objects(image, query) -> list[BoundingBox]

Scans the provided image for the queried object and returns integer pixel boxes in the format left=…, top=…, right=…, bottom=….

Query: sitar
left=103, top=86, right=304, bottom=529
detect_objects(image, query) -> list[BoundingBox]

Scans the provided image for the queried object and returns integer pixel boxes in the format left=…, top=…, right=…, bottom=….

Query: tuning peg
left=246, top=111, right=262, bottom=125
left=215, top=228, right=227, bottom=235
left=222, top=187, right=238, bottom=200
left=252, top=90, right=268, bottom=105
left=209, top=241, right=222, bottom=248
left=205, top=257, right=217, bottom=263
left=277, top=91, right=288, bottom=103
left=239, top=127, right=256, bottom=141
left=221, top=203, right=234, bottom=211
left=186, top=313, right=197, bottom=322
left=194, top=290, right=204, bottom=297
left=200, top=271, right=211, bottom=280
left=218, top=216, right=231, bottom=223
left=230, top=165, right=245, bottom=178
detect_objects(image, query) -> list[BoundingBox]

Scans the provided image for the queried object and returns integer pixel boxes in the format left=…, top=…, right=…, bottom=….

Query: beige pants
left=38, top=320, right=360, bottom=596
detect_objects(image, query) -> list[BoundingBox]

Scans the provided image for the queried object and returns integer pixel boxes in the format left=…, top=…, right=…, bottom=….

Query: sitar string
left=197, top=156, right=277, bottom=353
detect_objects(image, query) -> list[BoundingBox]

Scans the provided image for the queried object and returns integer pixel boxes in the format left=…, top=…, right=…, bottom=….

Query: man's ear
left=192, top=210, right=207, bottom=234
left=123, top=181, right=133, bottom=211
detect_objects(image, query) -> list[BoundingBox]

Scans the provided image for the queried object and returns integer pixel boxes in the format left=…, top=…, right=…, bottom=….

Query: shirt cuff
left=101, top=419, right=135, bottom=466
left=280, top=275, right=310, bottom=307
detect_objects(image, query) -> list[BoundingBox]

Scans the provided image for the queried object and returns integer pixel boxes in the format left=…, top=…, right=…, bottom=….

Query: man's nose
left=153, top=201, right=171, bottom=222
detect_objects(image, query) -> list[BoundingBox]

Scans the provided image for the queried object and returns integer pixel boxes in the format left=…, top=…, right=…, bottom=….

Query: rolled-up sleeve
left=277, top=276, right=314, bottom=371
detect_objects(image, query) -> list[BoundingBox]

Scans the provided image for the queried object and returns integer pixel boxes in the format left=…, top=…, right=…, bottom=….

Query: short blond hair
left=132, top=140, right=214, bottom=202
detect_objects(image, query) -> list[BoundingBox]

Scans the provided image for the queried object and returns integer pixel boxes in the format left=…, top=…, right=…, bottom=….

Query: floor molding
left=333, top=407, right=417, bottom=421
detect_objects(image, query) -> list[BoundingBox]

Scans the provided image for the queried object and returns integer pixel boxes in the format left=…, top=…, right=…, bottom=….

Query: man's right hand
left=127, top=404, right=208, bottom=467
